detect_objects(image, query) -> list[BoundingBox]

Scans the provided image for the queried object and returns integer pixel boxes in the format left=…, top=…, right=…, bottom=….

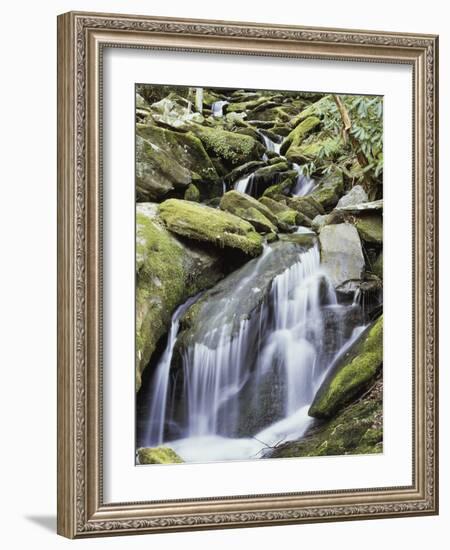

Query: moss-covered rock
left=136, top=203, right=225, bottom=390
left=355, top=214, right=383, bottom=244
left=288, top=95, right=334, bottom=128
left=190, top=125, right=264, bottom=169
left=259, top=197, right=301, bottom=228
left=285, top=136, right=343, bottom=165
left=308, top=170, right=344, bottom=211
left=309, top=315, right=383, bottom=418
left=268, top=378, right=383, bottom=458
left=220, top=191, right=279, bottom=234
left=137, top=446, right=183, bottom=464
left=373, top=251, right=383, bottom=278
left=184, top=183, right=200, bottom=202
left=159, top=199, right=263, bottom=256
left=280, top=116, right=321, bottom=156
left=136, top=124, right=219, bottom=201
left=287, top=196, right=324, bottom=220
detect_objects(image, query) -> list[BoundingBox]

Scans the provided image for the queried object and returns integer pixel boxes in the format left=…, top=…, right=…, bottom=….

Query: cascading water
left=145, top=294, right=201, bottom=446
left=234, top=172, right=255, bottom=195
left=291, top=163, right=316, bottom=196
left=211, top=100, right=228, bottom=117
left=140, top=240, right=365, bottom=463
left=259, top=131, right=281, bottom=154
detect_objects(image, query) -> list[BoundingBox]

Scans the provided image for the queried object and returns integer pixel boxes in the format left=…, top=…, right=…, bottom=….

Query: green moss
left=277, top=209, right=298, bottom=226
left=136, top=212, right=185, bottom=389
left=138, top=447, right=183, bottom=464
left=226, top=96, right=272, bottom=113
left=269, top=380, right=383, bottom=459
left=308, top=170, right=344, bottom=211
left=220, top=190, right=279, bottom=233
left=137, top=124, right=219, bottom=185
left=309, top=315, right=383, bottom=418
left=373, top=251, right=383, bottom=278
left=159, top=199, right=263, bottom=256
left=355, top=214, right=383, bottom=243
left=288, top=95, right=333, bottom=128
left=191, top=125, right=263, bottom=168
left=280, top=116, right=321, bottom=156
left=184, top=183, right=200, bottom=202
left=287, top=197, right=322, bottom=220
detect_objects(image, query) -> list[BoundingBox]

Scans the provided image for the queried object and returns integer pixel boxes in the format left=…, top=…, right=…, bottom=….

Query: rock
left=224, top=160, right=266, bottom=186
left=287, top=196, right=324, bottom=220
left=137, top=447, right=183, bottom=464
left=280, top=116, right=321, bottom=156
left=354, top=214, right=383, bottom=243
left=159, top=199, right=263, bottom=256
left=372, top=252, right=383, bottom=278
left=136, top=124, right=219, bottom=201
left=184, top=183, right=200, bottom=202
left=261, top=171, right=298, bottom=199
left=309, top=315, right=383, bottom=418
left=259, top=197, right=302, bottom=227
left=311, top=213, right=332, bottom=232
left=220, top=191, right=278, bottom=234
left=267, top=378, right=382, bottom=458
left=336, top=199, right=383, bottom=212
left=336, top=185, right=368, bottom=208
left=189, top=125, right=264, bottom=169
left=308, top=170, right=344, bottom=211
left=319, top=223, right=365, bottom=287
left=285, top=136, right=343, bottom=165
left=136, top=203, right=224, bottom=390
left=288, top=95, right=333, bottom=128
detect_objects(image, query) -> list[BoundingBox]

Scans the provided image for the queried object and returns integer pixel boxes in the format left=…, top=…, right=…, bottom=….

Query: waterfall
left=145, top=294, right=201, bottom=446
left=141, top=242, right=365, bottom=462
left=291, top=163, right=316, bottom=196
left=259, top=131, right=281, bottom=155
left=234, top=173, right=255, bottom=195
left=211, top=100, right=228, bottom=117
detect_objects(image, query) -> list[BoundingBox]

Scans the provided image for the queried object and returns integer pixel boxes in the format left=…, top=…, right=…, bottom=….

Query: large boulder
left=189, top=125, right=264, bottom=169
left=137, top=447, right=183, bottom=464
left=159, top=199, right=263, bottom=256
left=319, top=223, right=365, bottom=287
left=309, top=315, right=383, bottom=418
left=136, top=124, right=219, bottom=201
left=308, top=170, right=344, bottom=211
left=136, top=203, right=225, bottom=390
left=220, top=191, right=278, bottom=234
left=280, top=116, right=321, bottom=156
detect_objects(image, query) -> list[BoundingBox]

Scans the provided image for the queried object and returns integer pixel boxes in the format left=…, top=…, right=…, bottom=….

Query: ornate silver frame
left=57, top=11, right=439, bottom=538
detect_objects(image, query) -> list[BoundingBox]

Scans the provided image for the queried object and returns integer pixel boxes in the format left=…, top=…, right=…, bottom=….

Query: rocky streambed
left=135, top=86, right=383, bottom=464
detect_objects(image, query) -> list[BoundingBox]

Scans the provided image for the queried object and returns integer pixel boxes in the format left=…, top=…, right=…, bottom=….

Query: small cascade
left=234, top=173, right=255, bottom=195
left=145, top=294, right=201, bottom=446
left=291, top=163, right=316, bottom=196
left=211, top=100, right=228, bottom=117
left=259, top=131, right=281, bottom=155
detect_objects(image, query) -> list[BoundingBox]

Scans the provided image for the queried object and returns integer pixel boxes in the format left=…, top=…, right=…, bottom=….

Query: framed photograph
left=57, top=11, right=439, bottom=538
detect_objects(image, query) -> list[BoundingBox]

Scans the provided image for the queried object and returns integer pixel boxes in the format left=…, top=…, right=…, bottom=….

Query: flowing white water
left=291, top=163, right=316, bottom=196
left=259, top=131, right=281, bottom=154
left=234, top=173, right=255, bottom=194
left=143, top=242, right=365, bottom=462
left=211, top=100, right=228, bottom=117
left=145, top=295, right=201, bottom=446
